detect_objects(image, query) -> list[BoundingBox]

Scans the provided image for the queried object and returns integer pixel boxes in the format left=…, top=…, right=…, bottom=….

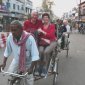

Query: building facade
left=0, top=0, right=33, bottom=31
left=79, top=1, right=85, bottom=22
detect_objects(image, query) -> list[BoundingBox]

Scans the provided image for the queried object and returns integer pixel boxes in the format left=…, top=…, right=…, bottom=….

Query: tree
left=28, top=14, right=31, bottom=19
left=72, top=7, right=78, bottom=13
left=42, top=0, right=49, bottom=12
left=0, top=0, right=2, bottom=4
left=42, top=0, right=55, bottom=21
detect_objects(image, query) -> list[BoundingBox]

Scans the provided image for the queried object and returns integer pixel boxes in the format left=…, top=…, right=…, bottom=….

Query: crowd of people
left=0, top=10, right=71, bottom=85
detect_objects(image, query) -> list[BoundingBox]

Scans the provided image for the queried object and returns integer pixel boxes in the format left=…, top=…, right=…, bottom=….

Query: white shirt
left=66, top=25, right=70, bottom=33
left=4, top=32, right=39, bottom=66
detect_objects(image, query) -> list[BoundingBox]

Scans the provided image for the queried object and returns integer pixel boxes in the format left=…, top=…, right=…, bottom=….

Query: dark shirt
left=61, top=25, right=67, bottom=33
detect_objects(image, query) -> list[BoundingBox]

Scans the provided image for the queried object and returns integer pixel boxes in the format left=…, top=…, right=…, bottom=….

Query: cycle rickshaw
left=0, top=30, right=70, bottom=85
left=0, top=37, right=70, bottom=85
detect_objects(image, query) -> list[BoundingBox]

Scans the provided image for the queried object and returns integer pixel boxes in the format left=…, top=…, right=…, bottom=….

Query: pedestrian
left=0, top=20, right=39, bottom=85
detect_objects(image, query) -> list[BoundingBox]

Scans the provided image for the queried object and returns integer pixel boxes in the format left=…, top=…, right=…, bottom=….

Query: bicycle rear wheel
left=9, top=78, right=24, bottom=85
left=8, top=78, right=13, bottom=85
left=52, top=50, right=59, bottom=85
left=53, top=57, right=59, bottom=85
left=66, top=39, right=70, bottom=58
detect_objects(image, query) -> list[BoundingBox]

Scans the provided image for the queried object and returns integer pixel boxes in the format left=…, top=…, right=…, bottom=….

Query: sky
left=31, top=0, right=85, bottom=18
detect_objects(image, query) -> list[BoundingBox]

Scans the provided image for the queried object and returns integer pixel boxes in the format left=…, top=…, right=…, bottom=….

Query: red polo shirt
left=23, top=19, right=42, bottom=33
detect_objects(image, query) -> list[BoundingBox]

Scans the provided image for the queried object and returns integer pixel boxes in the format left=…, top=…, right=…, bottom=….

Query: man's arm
left=0, top=34, right=12, bottom=71
left=27, top=35, right=39, bottom=73
left=0, top=57, right=8, bottom=71
left=28, top=61, right=38, bottom=74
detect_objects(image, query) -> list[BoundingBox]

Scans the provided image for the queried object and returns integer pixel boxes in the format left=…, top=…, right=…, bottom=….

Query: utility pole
left=79, top=0, right=81, bottom=21
left=78, top=0, right=81, bottom=30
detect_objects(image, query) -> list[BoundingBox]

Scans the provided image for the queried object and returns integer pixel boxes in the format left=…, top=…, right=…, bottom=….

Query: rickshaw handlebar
left=1, top=67, right=28, bottom=78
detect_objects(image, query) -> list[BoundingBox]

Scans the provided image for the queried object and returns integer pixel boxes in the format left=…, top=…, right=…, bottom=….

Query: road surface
left=0, top=32, right=85, bottom=85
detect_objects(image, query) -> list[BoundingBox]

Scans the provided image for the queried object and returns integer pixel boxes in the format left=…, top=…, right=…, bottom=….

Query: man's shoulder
left=37, top=19, right=42, bottom=23
left=6, top=33, right=13, bottom=42
left=24, top=31, right=34, bottom=39
left=24, top=19, right=31, bottom=24
left=26, top=34, right=35, bottom=44
left=8, top=33, right=12, bottom=37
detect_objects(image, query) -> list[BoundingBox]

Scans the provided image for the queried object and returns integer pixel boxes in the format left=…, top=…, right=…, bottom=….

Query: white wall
left=3, top=0, right=32, bottom=15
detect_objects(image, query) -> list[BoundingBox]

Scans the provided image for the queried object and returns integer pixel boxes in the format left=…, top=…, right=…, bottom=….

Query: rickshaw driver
left=0, top=20, right=39, bottom=85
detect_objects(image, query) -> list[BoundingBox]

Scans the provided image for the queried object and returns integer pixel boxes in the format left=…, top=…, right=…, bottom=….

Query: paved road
left=0, top=33, right=85, bottom=85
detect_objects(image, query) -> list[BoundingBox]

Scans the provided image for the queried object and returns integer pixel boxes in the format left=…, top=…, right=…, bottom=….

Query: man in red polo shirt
left=23, top=10, right=42, bottom=41
left=23, top=10, right=42, bottom=75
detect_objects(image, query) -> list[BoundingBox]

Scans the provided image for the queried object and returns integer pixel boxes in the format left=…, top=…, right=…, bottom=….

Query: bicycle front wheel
left=9, top=78, right=25, bottom=85
left=53, top=57, right=59, bottom=85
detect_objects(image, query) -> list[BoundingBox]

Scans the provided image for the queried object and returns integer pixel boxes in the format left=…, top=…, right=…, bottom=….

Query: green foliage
left=0, top=0, right=2, bottom=4
left=42, top=0, right=49, bottom=12
left=28, top=14, right=31, bottom=19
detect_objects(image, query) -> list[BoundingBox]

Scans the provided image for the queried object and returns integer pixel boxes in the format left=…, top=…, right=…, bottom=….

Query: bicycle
left=57, top=33, right=70, bottom=58
left=64, top=33, right=70, bottom=58
left=0, top=67, right=33, bottom=85
left=0, top=42, right=64, bottom=85
left=49, top=46, right=59, bottom=85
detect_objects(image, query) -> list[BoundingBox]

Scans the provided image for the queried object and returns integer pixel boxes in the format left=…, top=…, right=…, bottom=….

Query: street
left=0, top=32, right=85, bottom=85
